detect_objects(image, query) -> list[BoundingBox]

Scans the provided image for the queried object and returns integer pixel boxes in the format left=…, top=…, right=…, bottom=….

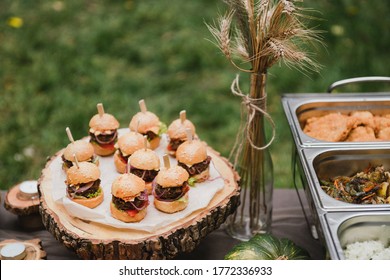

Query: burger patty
left=130, top=168, right=159, bottom=183
left=67, top=179, right=101, bottom=198
left=178, top=156, right=211, bottom=176
left=62, top=155, right=74, bottom=169
left=89, top=130, right=118, bottom=145
left=144, top=131, right=158, bottom=141
left=112, top=193, right=148, bottom=211
left=168, top=138, right=184, bottom=151
left=154, top=182, right=189, bottom=200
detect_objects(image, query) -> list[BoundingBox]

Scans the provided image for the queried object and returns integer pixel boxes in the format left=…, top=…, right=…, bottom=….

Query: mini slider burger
left=110, top=173, right=149, bottom=223
left=65, top=160, right=104, bottom=208
left=89, top=103, right=120, bottom=156
left=128, top=138, right=160, bottom=194
left=129, top=99, right=165, bottom=150
left=62, top=140, right=99, bottom=171
left=113, top=131, right=144, bottom=174
left=176, top=130, right=211, bottom=183
left=153, top=155, right=190, bottom=213
left=166, top=110, right=196, bottom=157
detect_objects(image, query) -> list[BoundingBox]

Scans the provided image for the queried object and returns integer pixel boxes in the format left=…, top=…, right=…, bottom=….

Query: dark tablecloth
left=0, top=189, right=325, bottom=260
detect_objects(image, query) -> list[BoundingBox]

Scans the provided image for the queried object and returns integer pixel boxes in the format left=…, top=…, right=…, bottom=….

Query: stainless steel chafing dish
left=282, top=90, right=390, bottom=260
left=282, top=93, right=390, bottom=147
left=325, top=211, right=390, bottom=259
left=302, top=147, right=390, bottom=211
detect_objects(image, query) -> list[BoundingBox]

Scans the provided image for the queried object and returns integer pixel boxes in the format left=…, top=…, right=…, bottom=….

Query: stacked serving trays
left=282, top=92, right=390, bottom=259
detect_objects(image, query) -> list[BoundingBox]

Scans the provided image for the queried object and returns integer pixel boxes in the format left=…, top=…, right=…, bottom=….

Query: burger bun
left=129, top=149, right=160, bottom=171
left=63, top=140, right=95, bottom=162
left=192, top=167, right=210, bottom=183
left=113, top=151, right=127, bottom=174
left=176, top=140, right=207, bottom=166
left=148, top=136, right=161, bottom=150
left=89, top=113, right=119, bottom=131
left=110, top=202, right=147, bottom=223
left=66, top=161, right=101, bottom=186
left=167, top=119, right=195, bottom=140
left=154, top=192, right=188, bottom=213
left=111, top=173, right=146, bottom=200
left=129, top=111, right=160, bottom=135
left=155, top=165, right=189, bottom=188
left=116, top=132, right=144, bottom=156
left=90, top=140, right=116, bottom=156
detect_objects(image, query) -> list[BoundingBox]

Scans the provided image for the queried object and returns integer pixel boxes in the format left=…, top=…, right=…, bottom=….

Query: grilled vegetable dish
left=320, top=165, right=390, bottom=204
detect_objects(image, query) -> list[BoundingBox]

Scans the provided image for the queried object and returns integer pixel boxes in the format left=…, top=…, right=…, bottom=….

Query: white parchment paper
left=50, top=130, right=224, bottom=232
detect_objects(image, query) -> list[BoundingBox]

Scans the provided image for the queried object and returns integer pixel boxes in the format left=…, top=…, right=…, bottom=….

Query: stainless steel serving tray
left=301, top=146, right=390, bottom=211
left=324, top=211, right=390, bottom=259
left=282, top=92, right=390, bottom=259
left=282, top=93, right=390, bottom=148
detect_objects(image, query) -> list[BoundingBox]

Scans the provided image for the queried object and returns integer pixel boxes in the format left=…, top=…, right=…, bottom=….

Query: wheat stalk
left=207, top=0, right=323, bottom=237
left=207, top=0, right=322, bottom=75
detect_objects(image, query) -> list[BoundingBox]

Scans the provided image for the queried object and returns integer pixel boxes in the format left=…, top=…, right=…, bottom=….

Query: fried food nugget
left=303, top=113, right=354, bottom=142
left=377, top=127, right=390, bottom=140
left=349, top=111, right=375, bottom=128
left=346, top=126, right=376, bottom=142
left=374, top=116, right=390, bottom=133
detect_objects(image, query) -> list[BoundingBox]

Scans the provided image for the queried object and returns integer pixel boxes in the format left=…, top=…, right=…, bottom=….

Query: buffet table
left=0, top=189, right=325, bottom=260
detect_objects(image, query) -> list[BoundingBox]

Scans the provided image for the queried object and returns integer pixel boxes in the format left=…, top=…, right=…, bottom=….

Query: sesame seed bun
left=63, top=140, right=95, bottom=162
left=129, top=148, right=160, bottom=171
left=110, top=202, right=147, bottom=223
left=154, top=192, right=188, bottom=214
left=176, top=140, right=207, bottom=166
left=89, top=113, right=119, bottom=131
left=66, top=162, right=101, bottom=186
left=111, top=173, right=146, bottom=201
left=117, top=132, right=145, bottom=157
left=129, top=111, right=160, bottom=135
left=167, top=119, right=196, bottom=140
left=155, top=165, right=189, bottom=188
left=71, top=190, right=104, bottom=209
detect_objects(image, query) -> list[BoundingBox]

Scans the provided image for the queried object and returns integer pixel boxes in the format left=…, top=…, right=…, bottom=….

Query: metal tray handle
left=327, top=76, right=390, bottom=93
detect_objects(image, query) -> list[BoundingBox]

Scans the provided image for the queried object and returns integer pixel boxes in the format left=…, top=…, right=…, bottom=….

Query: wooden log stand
left=4, top=182, right=44, bottom=230
left=38, top=144, right=240, bottom=260
left=0, top=239, right=46, bottom=260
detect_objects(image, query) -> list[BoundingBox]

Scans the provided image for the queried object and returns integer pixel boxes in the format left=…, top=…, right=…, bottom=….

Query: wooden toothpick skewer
left=66, top=127, right=75, bottom=143
left=127, top=157, right=131, bottom=174
left=186, top=128, right=193, bottom=143
left=143, top=135, right=148, bottom=151
left=73, top=153, right=80, bottom=169
left=139, top=99, right=147, bottom=113
left=180, top=110, right=186, bottom=124
left=97, top=103, right=105, bottom=117
left=163, top=154, right=170, bottom=169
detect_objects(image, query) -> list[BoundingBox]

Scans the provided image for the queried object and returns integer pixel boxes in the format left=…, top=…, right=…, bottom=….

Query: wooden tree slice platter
left=38, top=142, right=240, bottom=260
left=0, top=239, right=46, bottom=260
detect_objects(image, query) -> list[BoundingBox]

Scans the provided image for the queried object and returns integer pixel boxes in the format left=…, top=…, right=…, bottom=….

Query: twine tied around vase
left=230, top=74, right=276, bottom=156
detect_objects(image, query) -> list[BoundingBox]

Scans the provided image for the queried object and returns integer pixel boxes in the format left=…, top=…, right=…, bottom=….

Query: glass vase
left=225, top=72, right=274, bottom=241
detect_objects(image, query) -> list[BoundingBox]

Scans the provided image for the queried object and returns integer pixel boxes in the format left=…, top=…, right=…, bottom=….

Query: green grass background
left=1, top=0, right=390, bottom=190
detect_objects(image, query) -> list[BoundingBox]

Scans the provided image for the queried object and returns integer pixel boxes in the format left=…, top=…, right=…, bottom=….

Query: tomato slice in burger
left=126, top=209, right=139, bottom=217
left=99, top=142, right=115, bottom=149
